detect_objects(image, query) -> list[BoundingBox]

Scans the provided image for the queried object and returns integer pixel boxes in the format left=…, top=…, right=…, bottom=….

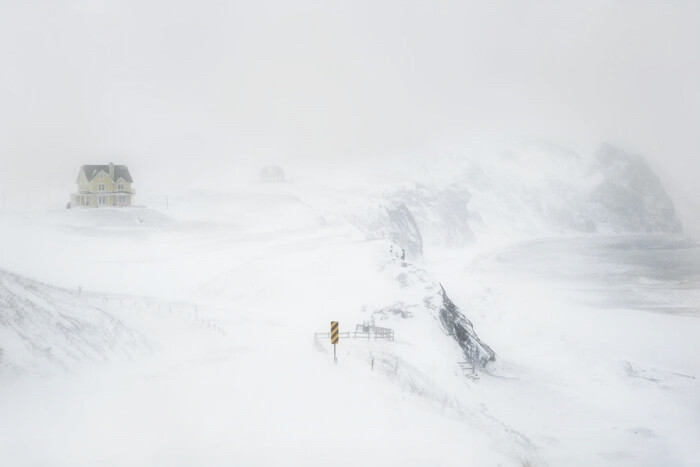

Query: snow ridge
left=0, top=269, right=150, bottom=375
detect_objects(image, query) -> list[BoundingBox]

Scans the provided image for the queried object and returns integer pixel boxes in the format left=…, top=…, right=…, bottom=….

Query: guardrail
left=314, top=329, right=394, bottom=341
left=458, top=361, right=478, bottom=379
left=355, top=324, right=394, bottom=340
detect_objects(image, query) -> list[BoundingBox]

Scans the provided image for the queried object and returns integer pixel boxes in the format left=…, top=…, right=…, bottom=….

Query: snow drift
left=0, top=269, right=149, bottom=375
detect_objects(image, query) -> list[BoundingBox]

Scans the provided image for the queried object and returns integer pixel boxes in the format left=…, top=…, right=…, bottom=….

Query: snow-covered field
left=1, top=143, right=698, bottom=466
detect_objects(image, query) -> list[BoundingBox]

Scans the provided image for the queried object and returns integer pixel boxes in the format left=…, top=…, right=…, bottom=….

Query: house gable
left=77, top=168, right=88, bottom=184
left=114, top=177, right=132, bottom=191
left=81, top=164, right=133, bottom=183
left=90, top=171, right=113, bottom=193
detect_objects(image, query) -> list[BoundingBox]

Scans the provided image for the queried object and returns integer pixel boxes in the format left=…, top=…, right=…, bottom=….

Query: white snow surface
left=0, top=142, right=698, bottom=466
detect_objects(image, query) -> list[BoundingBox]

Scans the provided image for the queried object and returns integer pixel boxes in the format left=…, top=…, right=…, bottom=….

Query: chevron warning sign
left=330, top=321, right=339, bottom=344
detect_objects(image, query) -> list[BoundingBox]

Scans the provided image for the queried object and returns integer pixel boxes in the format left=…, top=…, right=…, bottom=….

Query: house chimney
left=109, top=162, right=114, bottom=180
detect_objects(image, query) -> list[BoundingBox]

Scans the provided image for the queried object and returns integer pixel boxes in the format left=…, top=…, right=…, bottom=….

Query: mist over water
left=495, top=235, right=700, bottom=315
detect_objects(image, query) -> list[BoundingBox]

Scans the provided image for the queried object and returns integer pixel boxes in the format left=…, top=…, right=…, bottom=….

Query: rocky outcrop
left=390, top=185, right=476, bottom=247
left=379, top=142, right=684, bottom=243
left=349, top=202, right=424, bottom=259
left=371, top=250, right=496, bottom=369
left=435, top=285, right=496, bottom=367
left=349, top=183, right=479, bottom=257
left=589, top=144, right=682, bottom=233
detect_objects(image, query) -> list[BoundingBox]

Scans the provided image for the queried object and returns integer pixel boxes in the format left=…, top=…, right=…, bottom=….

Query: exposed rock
left=390, top=141, right=684, bottom=242
left=371, top=251, right=496, bottom=369
left=350, top=202, right=424, bottom=259
left=435, top=285, right=496, bottom=367
left=590, top=144, right=682, bottom=233
left=391, top=184, right=476, bottom=247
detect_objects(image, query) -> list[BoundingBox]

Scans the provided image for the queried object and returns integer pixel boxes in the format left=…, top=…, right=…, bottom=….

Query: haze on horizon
left=0, top=0, right=698, bottom=206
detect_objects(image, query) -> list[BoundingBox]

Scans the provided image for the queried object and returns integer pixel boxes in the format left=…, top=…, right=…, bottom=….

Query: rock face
left=347, top=143, right=682, bottom=253
left=369, top=142, right=685, bottom=246
left=348, top=185, right=477, bottom=258
left=370, top=249, right=496, bottom=369
left=391, top=185, right=476, bottom=248
left=383, top=204, right=424, bottom=258
left=435, top=285, right=496, bottom=367
left=590, top=144, right=682, bottom=233
left=350, top=202, right=424, bottom=259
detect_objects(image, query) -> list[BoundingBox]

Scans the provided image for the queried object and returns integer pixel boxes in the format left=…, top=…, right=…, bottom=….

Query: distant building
left=258, top=166, right=286, bottom=183
left=70, top=163, right=134, bottom=208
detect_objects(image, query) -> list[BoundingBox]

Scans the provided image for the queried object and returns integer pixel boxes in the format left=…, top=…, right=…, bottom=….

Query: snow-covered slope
left=355, top=142, right=684, bottom=249
left=0, top=206, right=534, bottom=465
left=368, top=247, right=496, bottom=367
left=429, top=235, right=700, bottom=465
left=0, top=140, right=696, bottom=466
left=0, top=269, right=149, bottom=375
left=590, top=144, right=682, bottom=233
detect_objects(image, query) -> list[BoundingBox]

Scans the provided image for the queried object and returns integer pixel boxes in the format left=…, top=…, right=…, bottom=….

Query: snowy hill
left=0, top=210, right=535, bottom=466
left=0, top=141, right=697, bottom=466
left=310, top=142, right=684, bottom=259
left=0, top=269, right=149, bottom=375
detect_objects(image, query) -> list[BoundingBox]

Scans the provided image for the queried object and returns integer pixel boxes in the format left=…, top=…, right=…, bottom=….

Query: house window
left=118, top=184, right=124, bottom=191
left=99, top=196, right=105, bottom=205
left=98, top=184, right=105, bottom=191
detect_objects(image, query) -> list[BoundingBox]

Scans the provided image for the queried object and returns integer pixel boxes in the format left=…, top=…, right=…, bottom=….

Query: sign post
left=330, top=321, right=339, bottom=363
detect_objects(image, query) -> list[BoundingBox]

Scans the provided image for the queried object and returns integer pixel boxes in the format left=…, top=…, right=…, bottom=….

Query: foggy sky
left=0, top=0, right=698, bottom=200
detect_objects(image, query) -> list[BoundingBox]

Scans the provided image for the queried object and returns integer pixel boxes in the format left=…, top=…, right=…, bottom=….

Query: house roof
left=81, top=164, right=133, bottom=183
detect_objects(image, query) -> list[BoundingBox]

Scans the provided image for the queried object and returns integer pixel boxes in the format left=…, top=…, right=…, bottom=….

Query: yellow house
left=70, top=163, right=134, bottom=208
